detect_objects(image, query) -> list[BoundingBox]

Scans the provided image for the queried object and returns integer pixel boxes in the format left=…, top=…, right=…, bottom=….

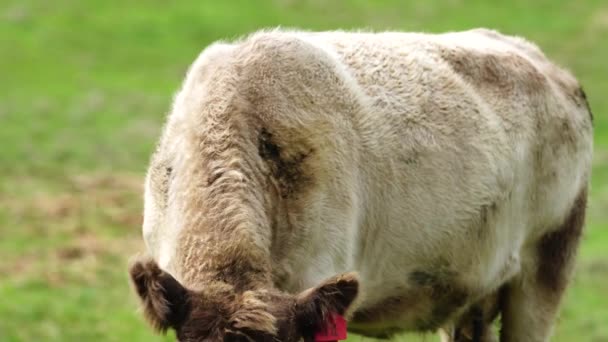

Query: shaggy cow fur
left=130, top=28, right=593, bottom=342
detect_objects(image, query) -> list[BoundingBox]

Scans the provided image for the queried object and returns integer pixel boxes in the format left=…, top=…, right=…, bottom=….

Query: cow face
left=129, top=258, right=358, bottom=342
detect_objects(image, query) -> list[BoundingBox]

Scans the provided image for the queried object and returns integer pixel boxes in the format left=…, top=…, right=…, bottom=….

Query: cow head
left=129, top=258, right=358, bottom=342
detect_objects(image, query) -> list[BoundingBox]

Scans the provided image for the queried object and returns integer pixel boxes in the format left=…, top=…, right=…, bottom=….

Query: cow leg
left=439, top=326, right=454, bottom=342
left=500, top=190, right=587, bottom=342
left=439, top=291, right=502, bottom=342
left=440, top=321, right=497, bottom=342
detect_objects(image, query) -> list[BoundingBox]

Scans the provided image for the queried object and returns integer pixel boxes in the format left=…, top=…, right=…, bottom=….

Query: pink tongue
left=314, top=314, right=347, bottom=342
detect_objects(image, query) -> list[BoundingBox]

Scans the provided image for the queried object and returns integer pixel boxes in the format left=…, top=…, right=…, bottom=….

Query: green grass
left=1, top=0, right=606, bottom=341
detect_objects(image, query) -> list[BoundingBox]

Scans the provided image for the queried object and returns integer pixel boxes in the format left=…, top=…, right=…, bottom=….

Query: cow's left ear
left=294, top=273, right=359, bottom=334
left=129, top=257, right=191, bottom=333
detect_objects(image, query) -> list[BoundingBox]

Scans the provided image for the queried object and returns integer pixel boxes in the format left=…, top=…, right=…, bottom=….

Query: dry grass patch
left=0, top=172, right=147, bottom=286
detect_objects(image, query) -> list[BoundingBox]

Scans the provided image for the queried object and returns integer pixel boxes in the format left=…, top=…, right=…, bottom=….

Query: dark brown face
left=129, top=258, right=359, bottom=342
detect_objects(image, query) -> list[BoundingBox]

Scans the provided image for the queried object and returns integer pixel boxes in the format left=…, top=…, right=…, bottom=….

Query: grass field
left=1, top=1, right=607, bottom=341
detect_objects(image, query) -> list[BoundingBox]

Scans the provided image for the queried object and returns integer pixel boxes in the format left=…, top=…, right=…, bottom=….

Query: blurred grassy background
left=0, top=1, right=606, bottom=341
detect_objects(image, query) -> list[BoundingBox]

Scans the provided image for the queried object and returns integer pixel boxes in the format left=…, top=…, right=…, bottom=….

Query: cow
left=129, top=28, right=593, bottom=342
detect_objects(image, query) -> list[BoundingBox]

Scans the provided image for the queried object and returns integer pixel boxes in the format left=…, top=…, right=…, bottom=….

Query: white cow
left=129, top=29, right=593, bottom=342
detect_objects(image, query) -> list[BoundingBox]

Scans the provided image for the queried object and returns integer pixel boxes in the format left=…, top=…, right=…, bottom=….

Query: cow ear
left=129, top=257, right=191, bottom=332
left=295, top=273, right=359, bottom=334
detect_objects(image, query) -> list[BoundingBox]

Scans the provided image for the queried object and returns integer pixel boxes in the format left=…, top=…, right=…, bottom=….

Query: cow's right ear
left=129, top=257, right=191, bottom=332
left=294, top=272, right=359, bottom=336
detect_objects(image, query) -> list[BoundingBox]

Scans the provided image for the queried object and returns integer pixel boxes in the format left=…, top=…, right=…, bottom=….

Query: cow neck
left=174, top=127, right=275, bottom=292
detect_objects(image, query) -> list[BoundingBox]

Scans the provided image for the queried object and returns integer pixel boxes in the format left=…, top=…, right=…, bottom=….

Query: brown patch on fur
left=441, top=48, right=548, bottom=96
left=476, top=202, right=498, bottom=238
left=175, top=295, right=228, bottom=341
left=231, top=291, right=279, bottom=334
left=258, top=128, right=313, bottom=198
left=350, top=294, right=418, bottom=340
left=578, top=86, right=593, bottom=122
left=480, top=202, right=497, bottom=226
left=537, top=188, right=587, bottom=293
left=552, top=76, right=591, bottom=115
left=545, top=65, right=593, bottom=122
left=206, top=258, right=272, bottom=293
left=352, top=292, right=420, bottom=325
left=352, top=270, right=469, bottom=332
left=410, top=270, right=471, bottom=330
left=176, top=289, right=284, bottom=342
